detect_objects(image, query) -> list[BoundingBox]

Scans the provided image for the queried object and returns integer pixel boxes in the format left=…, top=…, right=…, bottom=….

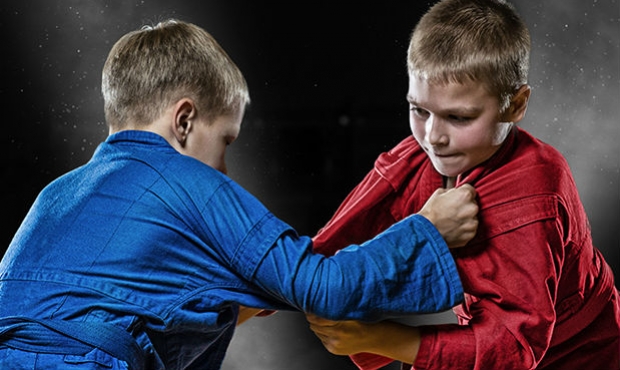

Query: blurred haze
left=1, top=1, right=618, bottom=369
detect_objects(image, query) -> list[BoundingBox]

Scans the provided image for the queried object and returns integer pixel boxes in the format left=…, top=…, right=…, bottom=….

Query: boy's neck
left=444, top=176, right=457, bottom=189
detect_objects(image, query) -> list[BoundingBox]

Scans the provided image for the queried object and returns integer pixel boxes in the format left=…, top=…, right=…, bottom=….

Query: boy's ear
left=172, top=99, right=197, bottom=145
left=503, top=85, right=531, bottom=123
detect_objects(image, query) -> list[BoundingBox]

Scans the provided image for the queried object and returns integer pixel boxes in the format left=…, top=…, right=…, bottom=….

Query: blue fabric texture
left=0, top=130, right=462, bottom=369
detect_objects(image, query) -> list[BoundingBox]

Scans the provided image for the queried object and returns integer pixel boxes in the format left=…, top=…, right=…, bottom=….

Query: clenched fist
left=417, top=184, right=478, bottom=248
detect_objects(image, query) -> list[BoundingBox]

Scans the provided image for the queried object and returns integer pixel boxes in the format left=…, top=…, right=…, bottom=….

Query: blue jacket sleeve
left=253, top=214, right=463, bottom=321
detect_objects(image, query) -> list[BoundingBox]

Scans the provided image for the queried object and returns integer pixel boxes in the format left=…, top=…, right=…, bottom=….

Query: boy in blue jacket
left=0, top=19, right=478, bottom=369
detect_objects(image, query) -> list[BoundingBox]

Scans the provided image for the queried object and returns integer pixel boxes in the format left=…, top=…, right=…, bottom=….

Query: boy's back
left=0, top=130, right=292, bottom=367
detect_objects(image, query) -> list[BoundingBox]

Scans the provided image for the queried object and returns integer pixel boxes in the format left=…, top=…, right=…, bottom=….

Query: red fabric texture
left=312, top=127, right=619, bottom=370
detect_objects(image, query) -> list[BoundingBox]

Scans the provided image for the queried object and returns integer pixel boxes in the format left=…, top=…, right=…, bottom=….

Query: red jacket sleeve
left=313, top=136, right=424, bottom=255
left=312, top=167, right=397, bottom=256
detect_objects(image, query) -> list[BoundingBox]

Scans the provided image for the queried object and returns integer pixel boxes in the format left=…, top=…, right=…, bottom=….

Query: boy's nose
left=426, top=116, right=448, bottom=146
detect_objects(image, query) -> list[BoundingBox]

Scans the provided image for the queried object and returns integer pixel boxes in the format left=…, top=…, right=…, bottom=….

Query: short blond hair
left=102, top=19, right=250, bottom=129
left=408, top=0, right=530, bottom=112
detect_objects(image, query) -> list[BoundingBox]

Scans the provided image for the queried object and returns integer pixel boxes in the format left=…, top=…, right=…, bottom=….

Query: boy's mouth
left=432, top=151, right=458, bottom=158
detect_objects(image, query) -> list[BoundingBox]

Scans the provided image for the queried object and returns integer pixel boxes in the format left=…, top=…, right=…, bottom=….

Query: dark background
left=1, top=1, right=618, bottom=369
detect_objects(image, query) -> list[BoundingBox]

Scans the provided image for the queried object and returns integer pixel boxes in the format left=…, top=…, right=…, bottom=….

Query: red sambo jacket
left=313, top=126, right=619, bottom=370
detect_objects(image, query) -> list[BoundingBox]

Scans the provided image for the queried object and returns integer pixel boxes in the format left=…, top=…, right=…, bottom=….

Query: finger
left=457, top=183, right=477, bottom=198
left=464, top=203, right=479, bottom=218
left=308, top=316, right=340, bottom=327
left=308, top=322, right=339, bottom=338
left=306, top=313, right=332, bottom=325
left=306, top=314, right=327, bottom=325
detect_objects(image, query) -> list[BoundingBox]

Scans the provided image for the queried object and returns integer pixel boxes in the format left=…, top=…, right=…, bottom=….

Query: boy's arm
left=309, top=211, right=565, bottom=370
left=252, top=186, right=477, bottom=321
left=307, top=314, right=421, bottom=365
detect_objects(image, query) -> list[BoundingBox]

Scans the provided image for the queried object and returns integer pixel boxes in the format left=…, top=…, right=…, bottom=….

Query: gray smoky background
left=1, top=1, right=618, bottom=369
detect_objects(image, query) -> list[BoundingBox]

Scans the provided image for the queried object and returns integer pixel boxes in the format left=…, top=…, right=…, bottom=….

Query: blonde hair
left=408, top=0, right=530, bottom=112
left=102, top=19, right=250, bottom=129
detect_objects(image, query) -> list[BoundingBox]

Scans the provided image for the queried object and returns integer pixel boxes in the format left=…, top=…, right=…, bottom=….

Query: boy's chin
left=431, top=158, right=477, bottom=180
left=431, top=164, right=461, bottom=179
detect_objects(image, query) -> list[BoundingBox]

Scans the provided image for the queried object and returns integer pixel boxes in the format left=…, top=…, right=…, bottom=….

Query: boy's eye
left=410, top=106, right=429, bottom=118
left=448, top=115, right=472, bottom=123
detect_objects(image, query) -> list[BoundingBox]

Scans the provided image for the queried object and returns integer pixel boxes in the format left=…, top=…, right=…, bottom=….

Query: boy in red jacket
left=307, top=0, right=620, bottom=369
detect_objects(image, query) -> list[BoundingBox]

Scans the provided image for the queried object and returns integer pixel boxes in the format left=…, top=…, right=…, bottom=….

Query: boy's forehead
left=407, top=76, right=495, bottom=112
left=407, top=69, right=495, bottom=91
